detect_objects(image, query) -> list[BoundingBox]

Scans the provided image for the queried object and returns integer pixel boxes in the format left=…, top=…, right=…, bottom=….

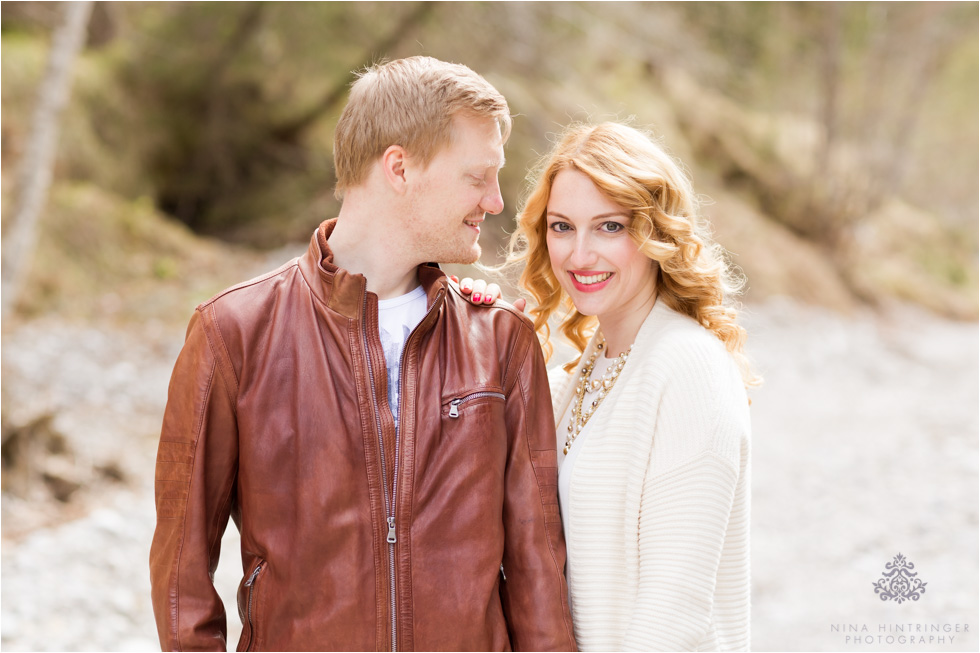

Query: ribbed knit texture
left=549, top=300, right=751, bottom=652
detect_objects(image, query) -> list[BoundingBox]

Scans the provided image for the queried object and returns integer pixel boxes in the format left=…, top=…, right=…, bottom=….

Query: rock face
left=1, top=299, right=977, bottom=651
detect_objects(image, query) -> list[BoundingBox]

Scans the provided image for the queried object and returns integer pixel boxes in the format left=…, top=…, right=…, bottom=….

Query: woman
left=464, top=122, right=758, bottom=651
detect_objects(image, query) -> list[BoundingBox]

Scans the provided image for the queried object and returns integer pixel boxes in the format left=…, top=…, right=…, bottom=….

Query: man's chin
left=440, top=244, right=481, bottom=266
left=463, top=245, right=481, bottom=265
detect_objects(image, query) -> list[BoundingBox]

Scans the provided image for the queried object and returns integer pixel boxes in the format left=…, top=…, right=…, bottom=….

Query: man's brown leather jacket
left=149, top=219, right=575, bottom=651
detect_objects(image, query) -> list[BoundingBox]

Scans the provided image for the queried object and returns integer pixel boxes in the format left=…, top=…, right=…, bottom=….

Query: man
left=149, top=56, right=575, bottom=651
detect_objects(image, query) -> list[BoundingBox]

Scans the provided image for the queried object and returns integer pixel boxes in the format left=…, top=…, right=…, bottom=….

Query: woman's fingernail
left=461, top=284, right=471, bottom=293
left=472, top=293, right=482, bottom=303
left=450, top=275, right=459, bottom=283
left=484, top=294, right=493, bottom=304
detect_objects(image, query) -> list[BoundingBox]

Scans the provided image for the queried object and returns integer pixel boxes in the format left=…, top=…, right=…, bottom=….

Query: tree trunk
left=1, top=1, right=94, bottom=319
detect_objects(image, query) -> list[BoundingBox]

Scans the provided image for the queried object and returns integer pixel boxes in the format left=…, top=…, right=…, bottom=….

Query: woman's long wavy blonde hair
left=507, top=122, right=760, bottom=388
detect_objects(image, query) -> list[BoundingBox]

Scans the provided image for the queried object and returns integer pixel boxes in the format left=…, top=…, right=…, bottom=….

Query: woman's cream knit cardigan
left=549, top=300, right=751, bottom=651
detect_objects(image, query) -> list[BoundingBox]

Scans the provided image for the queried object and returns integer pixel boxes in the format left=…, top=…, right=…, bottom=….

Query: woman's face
left=545, top=168, right=658, bottom=325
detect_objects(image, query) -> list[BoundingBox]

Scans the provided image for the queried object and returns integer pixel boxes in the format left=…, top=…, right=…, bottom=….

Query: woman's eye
left=601, top=222, right=625, bottom=233
left=548, top=222, right=571, bottom=233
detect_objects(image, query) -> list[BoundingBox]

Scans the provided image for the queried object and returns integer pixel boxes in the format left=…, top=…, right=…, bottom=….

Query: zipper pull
left=386, top=516, right=397, bottom=543
left=244, top=563, right=263, bottom=587
left=449, top=399, right=462, bottom=418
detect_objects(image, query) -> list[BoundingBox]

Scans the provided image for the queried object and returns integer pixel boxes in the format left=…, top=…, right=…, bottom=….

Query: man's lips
left=464, top=216, right=484, bottom=232
left=568, top=270, right=614, bottom=292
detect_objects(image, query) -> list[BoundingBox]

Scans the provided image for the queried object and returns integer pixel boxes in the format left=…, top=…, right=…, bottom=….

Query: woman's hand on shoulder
left=449, top=276, right=527, bottom=313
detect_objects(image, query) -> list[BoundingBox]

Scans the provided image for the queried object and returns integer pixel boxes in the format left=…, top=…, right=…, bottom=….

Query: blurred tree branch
left=271, top=1, right=434, bottom=142
left=2, top=1, right=94, bottom=319
left=205, top=2, right=266, bottom=84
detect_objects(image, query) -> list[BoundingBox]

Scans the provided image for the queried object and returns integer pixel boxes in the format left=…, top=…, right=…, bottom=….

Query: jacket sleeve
left=150, top=307, right=240, bottom=651
left=622, top=344, right=749, bottom=651
left=499, top=323, right=577, bottom=651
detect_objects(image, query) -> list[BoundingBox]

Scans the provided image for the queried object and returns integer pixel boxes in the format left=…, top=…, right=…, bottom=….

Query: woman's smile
left=569, top=270, right=614, bottom=291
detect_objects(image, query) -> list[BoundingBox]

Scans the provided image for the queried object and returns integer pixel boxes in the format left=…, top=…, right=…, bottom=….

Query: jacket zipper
left=363, top=286, right=444, bottom=652
left=362, top=304, right=396, bottom=651
left=448, top=391, right=506, bottom=418
left=243, top=562, right=263, bottom=651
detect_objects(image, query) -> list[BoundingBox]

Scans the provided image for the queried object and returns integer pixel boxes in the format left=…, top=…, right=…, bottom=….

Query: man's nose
left=482, top=178, right=504, bottom=215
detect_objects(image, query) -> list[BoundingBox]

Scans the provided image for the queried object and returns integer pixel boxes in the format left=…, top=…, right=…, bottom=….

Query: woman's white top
left=548, top=299, right=752, bottom=652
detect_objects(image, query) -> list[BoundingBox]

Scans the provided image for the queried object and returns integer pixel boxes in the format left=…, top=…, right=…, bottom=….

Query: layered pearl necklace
left=564, top=337, right=633, bottom=455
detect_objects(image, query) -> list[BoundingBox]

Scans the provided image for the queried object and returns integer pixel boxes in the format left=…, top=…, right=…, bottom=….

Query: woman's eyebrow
left=546, top=211, right=629, bottom=220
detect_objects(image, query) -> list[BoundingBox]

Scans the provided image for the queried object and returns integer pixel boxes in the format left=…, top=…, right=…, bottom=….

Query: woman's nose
left=569, top=234, right=598, bottom=267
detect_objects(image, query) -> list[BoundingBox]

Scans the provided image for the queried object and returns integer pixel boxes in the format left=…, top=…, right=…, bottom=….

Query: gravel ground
left=1, top=298, right=977, bottom=651
left=744, top=299, right=978, bottom=651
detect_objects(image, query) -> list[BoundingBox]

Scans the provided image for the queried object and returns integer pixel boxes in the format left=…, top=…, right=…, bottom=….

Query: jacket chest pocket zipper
left=448, top=391, right=505, bottom=418
left=242, top=562, right=263, bottom=651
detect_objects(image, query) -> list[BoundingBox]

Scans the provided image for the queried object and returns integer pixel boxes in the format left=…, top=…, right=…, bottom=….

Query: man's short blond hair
left=333, top=56, right=512, bottom=198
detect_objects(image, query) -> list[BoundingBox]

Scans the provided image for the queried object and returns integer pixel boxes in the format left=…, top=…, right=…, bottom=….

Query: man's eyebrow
left=470, top=158, right=505, bottom=173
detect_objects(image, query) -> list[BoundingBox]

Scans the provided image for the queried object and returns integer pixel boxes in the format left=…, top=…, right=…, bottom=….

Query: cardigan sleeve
left=621, top=338, right=748, bottom=651
left=622, top=452, right=739, bottom=651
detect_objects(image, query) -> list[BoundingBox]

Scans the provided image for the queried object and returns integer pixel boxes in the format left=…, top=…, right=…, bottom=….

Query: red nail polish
left=484, top=294, right=493, bottom=304
left=450, top=275, right=459, bottom=283
left=473, top=293, right=482, bottom=303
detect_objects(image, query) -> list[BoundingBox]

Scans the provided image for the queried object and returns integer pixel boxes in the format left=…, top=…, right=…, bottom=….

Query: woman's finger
left=514, top=298, right=527, bottom=313
left=484, top=283, right=501, bottom=305
left=470, top=278, right=487, bottom=304
left=459, top=277, right=474, bottom=294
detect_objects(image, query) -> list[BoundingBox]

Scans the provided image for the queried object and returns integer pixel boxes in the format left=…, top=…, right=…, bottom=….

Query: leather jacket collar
left=298, top=218, right=449, bottom=320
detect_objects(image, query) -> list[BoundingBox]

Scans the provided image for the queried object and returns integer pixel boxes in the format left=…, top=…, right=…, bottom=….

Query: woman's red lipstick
left=568, top=270, right=614, bottom=293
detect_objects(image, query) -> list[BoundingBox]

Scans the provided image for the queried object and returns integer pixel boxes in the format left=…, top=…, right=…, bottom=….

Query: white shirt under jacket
left=548, top=299, right=752, bottom=652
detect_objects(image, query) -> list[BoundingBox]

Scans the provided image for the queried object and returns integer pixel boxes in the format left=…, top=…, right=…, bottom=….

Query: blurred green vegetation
left=1, top=1, right=977, bottom=321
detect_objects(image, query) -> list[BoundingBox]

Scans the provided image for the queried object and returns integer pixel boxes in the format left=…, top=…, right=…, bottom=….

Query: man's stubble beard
left=413, top=229, right=481, bottom=265
left=459, top=244, right=482, bottom=265
left=405, top=208, right=482, bottom=267
left=404, top=182, right=482, bottom=265
left=441, top=230, right=481, bottom=265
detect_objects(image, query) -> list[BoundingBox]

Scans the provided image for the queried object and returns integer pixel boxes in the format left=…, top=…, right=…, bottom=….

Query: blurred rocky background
left=1, top=3, right=977, bottom=651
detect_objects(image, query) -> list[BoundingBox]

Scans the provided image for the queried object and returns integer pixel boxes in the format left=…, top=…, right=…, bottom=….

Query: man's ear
left=381, top=145, right=409, bottom=194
